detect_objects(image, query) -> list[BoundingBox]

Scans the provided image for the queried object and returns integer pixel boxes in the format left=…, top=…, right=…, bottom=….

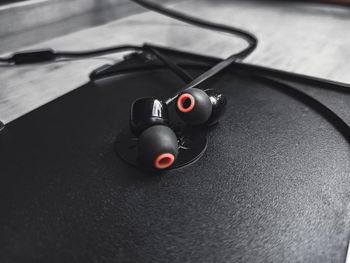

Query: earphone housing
left=130, top=98, right=169, bottom=135
left=204, top=89, right=227, bottom=126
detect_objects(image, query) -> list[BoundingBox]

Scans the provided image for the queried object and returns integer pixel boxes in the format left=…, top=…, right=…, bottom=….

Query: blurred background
left=1, top=0, right=349, bottom=54
left=0, top=0, right=176, bottom=53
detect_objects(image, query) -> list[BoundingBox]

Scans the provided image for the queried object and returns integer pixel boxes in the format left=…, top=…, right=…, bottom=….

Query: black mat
left=1, top=47, right=350, bottom=263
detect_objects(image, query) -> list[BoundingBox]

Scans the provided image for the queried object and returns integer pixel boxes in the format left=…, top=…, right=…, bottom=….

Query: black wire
left=55, top=45, right=143, bottom=59
left=0, top=57, right=11, bottom=63
left=129, top=0, right=257, bottom=60
left=0, top=42, right=195, bottom=86
left=144, top=45, right=193, bottom=83
left=1, top=0, right=257, bottom=98
left=0, top=45, right=144, bottom=65
left=128, top=0, right=258, bottom=104
left=58, top=43, right=195, bottom=83
left=1, top=0, right=257, bottom=94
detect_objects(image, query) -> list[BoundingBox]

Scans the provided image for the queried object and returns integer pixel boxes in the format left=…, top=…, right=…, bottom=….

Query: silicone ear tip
left=154, top=153, right=175, bottom=169
left=177, top=93, right=195, bottom=113
left=138, top=125, right=178, bottom=169
left=176, top=88, right=212, bottom=125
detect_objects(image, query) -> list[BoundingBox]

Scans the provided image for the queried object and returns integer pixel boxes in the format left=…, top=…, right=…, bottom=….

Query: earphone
left=130, top=87, right=227, bottom=169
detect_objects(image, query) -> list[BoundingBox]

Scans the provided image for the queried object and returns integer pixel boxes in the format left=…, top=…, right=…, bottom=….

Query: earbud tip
left=138, top=125, right=178, bottom=169
left=176, top=88, right=212, bottom=125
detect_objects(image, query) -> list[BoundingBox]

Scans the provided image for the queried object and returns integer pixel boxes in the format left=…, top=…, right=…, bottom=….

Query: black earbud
left=128, top=89, right=226, bottom=170
left=138, top=125, right=178, bottom=169
left=130, top=98, right=178, bottom=169
left=176, top=88, right=226, bottom=126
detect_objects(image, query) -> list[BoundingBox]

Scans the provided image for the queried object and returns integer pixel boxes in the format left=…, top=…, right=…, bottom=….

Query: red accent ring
left=177, top=93, right=195, bottom=113
left=154, top=153, right=175, bottom=169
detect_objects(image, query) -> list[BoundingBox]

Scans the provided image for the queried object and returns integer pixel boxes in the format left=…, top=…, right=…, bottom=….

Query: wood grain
left=1, top=0, right=350, bottom=123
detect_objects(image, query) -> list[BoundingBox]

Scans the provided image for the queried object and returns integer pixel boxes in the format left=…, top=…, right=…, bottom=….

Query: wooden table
left=1, top=0, right=350, bottom=124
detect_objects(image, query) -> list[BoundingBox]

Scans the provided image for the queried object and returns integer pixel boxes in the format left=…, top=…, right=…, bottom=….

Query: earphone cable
left=128, top=0, right=258, bottom=104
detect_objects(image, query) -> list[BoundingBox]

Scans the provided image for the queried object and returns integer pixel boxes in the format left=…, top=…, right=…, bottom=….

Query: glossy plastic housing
left=130, top=98, right=169, bottom=135
left=205, top=89, right=227, bottom=126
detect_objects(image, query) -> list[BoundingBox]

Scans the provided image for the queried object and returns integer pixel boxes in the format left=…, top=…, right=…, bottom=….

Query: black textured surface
left=1, top=62, right=350, bottom=262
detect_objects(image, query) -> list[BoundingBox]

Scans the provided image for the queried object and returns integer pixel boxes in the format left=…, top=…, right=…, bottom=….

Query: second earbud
left=176, top=88, right=227, bottom=126
left=130, top=98, right=178, bottom=169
